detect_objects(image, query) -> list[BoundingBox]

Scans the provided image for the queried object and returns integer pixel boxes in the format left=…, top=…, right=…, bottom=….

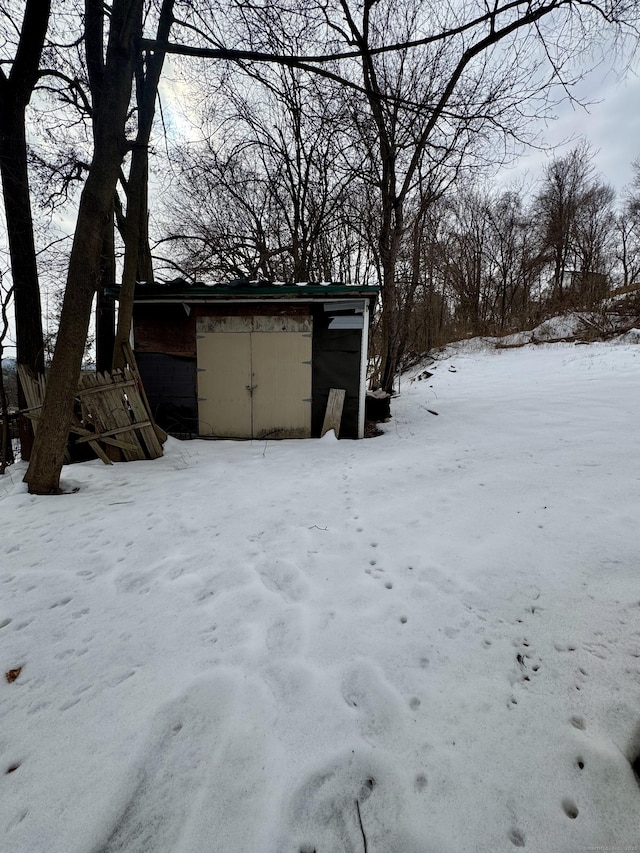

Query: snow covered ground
left=1, top=339, right=640, bottom=853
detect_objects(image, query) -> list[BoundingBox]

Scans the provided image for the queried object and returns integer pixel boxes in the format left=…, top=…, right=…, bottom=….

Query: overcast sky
left=501, top=61, right=640, bottom=196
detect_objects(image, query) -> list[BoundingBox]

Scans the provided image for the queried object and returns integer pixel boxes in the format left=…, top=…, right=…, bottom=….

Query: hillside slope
left=1, top=339, right=639, bottom=852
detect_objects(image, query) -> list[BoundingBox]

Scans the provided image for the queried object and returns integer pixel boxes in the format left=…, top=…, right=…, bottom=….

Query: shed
left=127, top=280, right=379, bottom=440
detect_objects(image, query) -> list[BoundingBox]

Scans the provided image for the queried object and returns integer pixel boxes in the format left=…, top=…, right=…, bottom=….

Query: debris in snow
left=5, top=667, right=22, bottom=683
left=365, top=389, right=391, bottom=422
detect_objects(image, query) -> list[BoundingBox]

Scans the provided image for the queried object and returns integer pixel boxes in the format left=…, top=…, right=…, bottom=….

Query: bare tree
left=85, top=0, right=117, bottom=372
left=443, top=187, right=494, bottom=334
left=0, top=0, right=51, bottom=457
left=533, top=142, right=596, bottom=304
left=147, top=0, right=640, bottom=389
left=571, top=181, right=616, bottom=305
left=483, top=190, right=545, bottom=329
left=159, top=62, right=359, bottom=284
left=159, top=146, right=296, bottom=280
left=615, top=158, right=640, bottom=290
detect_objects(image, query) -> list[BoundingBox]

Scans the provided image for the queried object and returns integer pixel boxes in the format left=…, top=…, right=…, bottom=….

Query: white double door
left=196, top=315, right=312, bottom=439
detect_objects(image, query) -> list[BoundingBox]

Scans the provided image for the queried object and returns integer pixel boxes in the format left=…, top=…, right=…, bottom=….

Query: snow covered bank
left=1, top=342, right=639, bottom=852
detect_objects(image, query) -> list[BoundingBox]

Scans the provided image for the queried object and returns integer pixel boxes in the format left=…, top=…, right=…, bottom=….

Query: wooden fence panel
left=18, top=364, right=164, bottom=465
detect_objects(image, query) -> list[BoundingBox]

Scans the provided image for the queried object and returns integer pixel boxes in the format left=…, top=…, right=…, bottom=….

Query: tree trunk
left=0, top=350, right=13, bottom=473
left=378, top=199, right=405, bottom=392
left=113, top=145, right=149, bottom=369
left=95, top=212, right=117, bottom=372
left=86, top=0, right=116, bottom=375
left=0, top=0, right=51, bottom=458
left=379, top=256, right=403, bottom=393
left=113, top=0, right=173, bottom=371
left=24, top=0, right=144, bottom=494
left=0, top=114, right=45, bottom=458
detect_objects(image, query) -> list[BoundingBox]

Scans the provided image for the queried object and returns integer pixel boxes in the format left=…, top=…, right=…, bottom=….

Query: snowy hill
left=1, top=340, right=639, bottom=852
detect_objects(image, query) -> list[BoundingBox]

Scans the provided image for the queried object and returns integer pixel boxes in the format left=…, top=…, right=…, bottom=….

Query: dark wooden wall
left=311, top=308, right=362, bottom=439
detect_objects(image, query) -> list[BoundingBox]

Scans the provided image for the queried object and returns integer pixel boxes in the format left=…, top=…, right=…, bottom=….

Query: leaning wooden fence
left=18, top=348, right=164, bottom=465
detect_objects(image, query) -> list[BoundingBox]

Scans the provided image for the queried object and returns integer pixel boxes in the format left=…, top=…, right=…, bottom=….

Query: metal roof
left=109, top=278, right=379, bottom=303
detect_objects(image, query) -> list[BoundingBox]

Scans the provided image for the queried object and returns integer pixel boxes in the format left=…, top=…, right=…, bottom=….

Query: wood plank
left=75, top=421, right=152, bottom=444
left=123, top=366, right=163, bottom=458
left=76, top=378, right=137, bottom=396
left=81, top=371, right=141, bottom=461
left=101, top=370, right=145, bottom=461
left=17, top=366, right=44, bottom=431
left=133, top=305, right=196, bottom=357
left=78, top=373, right=115, bottom=462
left=71, top=423, right=138, bottom=452
left=101, top=370, right=142, bottom=460
left=321, top=388, right=346, bottom=438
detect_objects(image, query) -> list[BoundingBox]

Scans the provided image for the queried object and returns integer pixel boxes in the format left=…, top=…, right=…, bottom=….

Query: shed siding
left=311, top=310, right=362, bottom=439
left=133, top=305, right=196, bottom=357
left=134, top=352, right=198, bottom=435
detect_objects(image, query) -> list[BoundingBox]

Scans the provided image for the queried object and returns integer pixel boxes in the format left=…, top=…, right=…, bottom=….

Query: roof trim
left=108, top=279, right=379, bottom=304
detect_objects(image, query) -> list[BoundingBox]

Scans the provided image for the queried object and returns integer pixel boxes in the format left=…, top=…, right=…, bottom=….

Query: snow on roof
left=111, top=278, right=380, bottom=302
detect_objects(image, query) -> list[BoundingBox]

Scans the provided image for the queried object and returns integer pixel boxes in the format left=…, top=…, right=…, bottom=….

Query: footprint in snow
left=340, top=661, right=406, bottom=743
left=509, top=638, right=541, bottom=687
left=59, top=697, right=82, bottom=712
left=265, top=609, right=306, bottom=657
left=508, top=827, right=526, bottom=847
left=414, top=773, right=428, bottom=792
left=553, top=641, right=577, bottom=653
left=280, top=751, right=426, bottom=853
left=583, top=641, right=610, bottom=661
left=115, top=571, right=154, bottom=596
left=49, top=597, right=72, bottom=609
left=95, top=677, right=238, bottom=853
left=255, top=559, right=308, bottom=603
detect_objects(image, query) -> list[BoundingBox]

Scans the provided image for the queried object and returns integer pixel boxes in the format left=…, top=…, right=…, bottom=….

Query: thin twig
left=355, top=799, right=368, bottom=853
